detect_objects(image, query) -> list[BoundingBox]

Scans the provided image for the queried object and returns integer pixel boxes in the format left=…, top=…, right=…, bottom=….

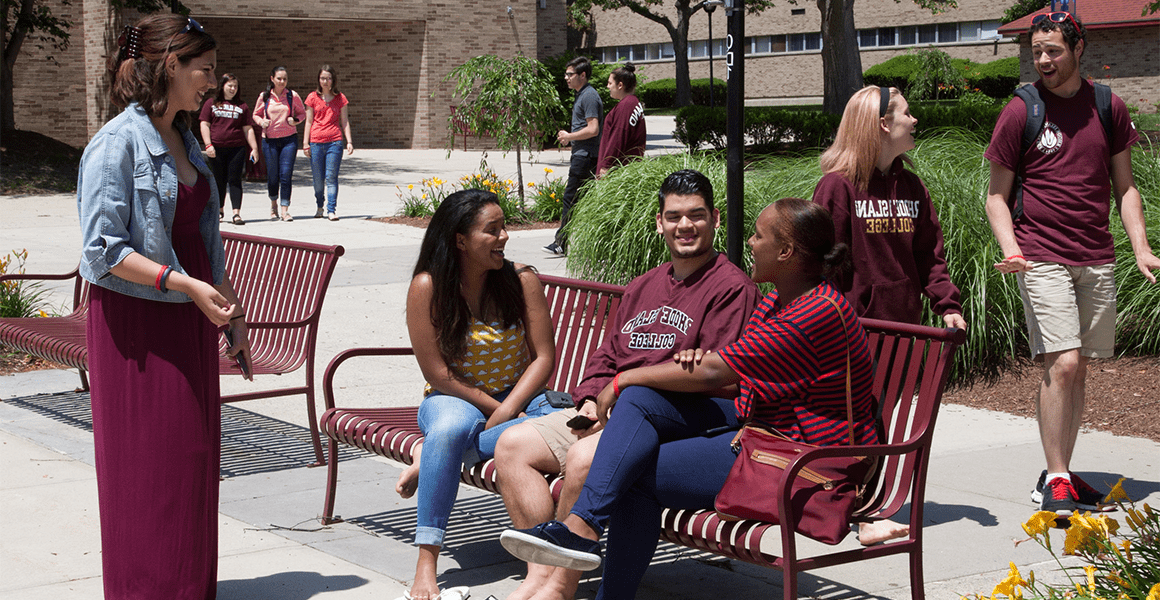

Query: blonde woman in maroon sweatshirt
left=812, top=85, right=966, bottom=545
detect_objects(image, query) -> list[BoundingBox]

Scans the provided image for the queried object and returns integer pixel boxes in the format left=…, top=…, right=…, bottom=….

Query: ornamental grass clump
left=965, top=480, right=1159, bottom=600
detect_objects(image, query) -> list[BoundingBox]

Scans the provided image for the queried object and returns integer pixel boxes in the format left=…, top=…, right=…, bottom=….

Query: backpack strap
left=1092, top=82, right=1114, bottom=144
left=1009, top=84, right=1045, bottom=222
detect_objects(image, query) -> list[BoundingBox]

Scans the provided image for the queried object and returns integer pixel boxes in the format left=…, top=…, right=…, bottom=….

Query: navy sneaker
left=1039, top=476, right=1078, bottom=516
left=500, top=520, right=602, bottom=571
left=542, top=242, right=566, bottom=256
left=1030, top=470, right=1115, bottom=512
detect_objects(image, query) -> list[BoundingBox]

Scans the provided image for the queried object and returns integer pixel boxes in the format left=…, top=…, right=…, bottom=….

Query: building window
left=937, top=23, right=958, bottom=43
left=711, top=38, right=726, bottom=56
left=753, top=35, right=771, bottom=54
left=878, top=27, right=896, bottom=46
left=690, top=40, right=708, bottom=58
left=900, top=25, right=917, bottom=45
left=960, top=21, right=980, bottom=42
left=859, top=29, right=877, bottom=47
left=981, top=20, right=1001, bottom=40
left=918, top=24, right=937, bottom=44
left=791, top=8, right=806, bottom=15
left=617, top=45, right=632, bottom=61
left=771, top=34, right=786, bottom=52
left=805, top=32, right=822, bottom=50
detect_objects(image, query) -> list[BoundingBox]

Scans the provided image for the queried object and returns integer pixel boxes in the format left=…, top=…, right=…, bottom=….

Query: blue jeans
left=263, top=135, right=297, bottom=205
left=309, top=140, right=344, bottom=213
left=416, top=388, right=559, bottom=547
left=566, top=387, right=739, bottom=600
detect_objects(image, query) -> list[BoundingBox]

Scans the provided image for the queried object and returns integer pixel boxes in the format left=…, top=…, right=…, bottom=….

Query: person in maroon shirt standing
left=199, top=73, right=260, bottom=225
left=493, top=169, right=758, bottom=600
left=813, top=84, right=965, bottom=545
left=984, top=13, right=1157, bottom=517
left=596, top=63, right=646, bottom=178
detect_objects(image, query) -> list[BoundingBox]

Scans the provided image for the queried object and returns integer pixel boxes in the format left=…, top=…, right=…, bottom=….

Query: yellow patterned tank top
left=425, top=319, right=530, bottom=396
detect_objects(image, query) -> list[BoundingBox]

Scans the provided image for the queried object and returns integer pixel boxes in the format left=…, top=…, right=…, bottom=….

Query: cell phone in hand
left=222, top=329, right=250, bottom=379
left=565, top=414, right=596, bottom=430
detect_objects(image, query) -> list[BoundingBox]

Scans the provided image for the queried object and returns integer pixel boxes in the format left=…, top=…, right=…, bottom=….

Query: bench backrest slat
left=539, top=274, right=625, bottom=395
left=220, top=232, right=345, bottom=374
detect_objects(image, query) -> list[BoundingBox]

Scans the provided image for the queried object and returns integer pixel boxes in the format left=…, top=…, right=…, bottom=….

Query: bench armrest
left=322, top=347, right=417, bottom=411
left=0, top=267, right=85, bottom=313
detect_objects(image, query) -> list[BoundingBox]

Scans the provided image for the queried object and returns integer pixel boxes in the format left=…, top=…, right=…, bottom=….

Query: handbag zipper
left=748, top=449, right=836, bottom=489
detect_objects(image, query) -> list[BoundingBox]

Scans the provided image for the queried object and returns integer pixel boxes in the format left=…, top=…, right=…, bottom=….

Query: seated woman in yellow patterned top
left=398, top=188, right=557, bottom=600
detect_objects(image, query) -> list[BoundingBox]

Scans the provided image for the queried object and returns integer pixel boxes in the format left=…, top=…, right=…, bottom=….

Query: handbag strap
left=818, top=294, right=855, bottom=447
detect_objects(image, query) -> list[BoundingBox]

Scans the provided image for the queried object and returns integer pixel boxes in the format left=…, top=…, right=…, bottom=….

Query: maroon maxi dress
left=88, top=174, right=222, bottom=600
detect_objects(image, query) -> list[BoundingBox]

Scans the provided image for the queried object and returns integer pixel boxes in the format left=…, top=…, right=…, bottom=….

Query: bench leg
left=321, top=437, right=342, bottom=524
left=909, top=539, right=926, bottom=600
left=78, top=368, right=89, bottom=391
left=304, top=389, right=325, bottom=467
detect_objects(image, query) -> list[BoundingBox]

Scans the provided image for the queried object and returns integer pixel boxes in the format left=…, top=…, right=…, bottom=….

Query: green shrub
left=909, top=100, right=1003, bottom=135
left=963, top=56, right=1020, bottom=98
left=908, top=48, right=968, bottom=100
left=863, top=54, right=924, bottom=91
left=528, top=166, right=568, bottom=222
left=637, top=77, right=726, bottom=108
left=673, top=106, right=840, bottom=151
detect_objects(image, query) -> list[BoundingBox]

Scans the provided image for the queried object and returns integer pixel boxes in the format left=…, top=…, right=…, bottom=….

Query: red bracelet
left=154, top=265, right=168, bottom=291
left=1006, top=254, right=1025, bottom=261
left=612, top=373, right=622, bottom=398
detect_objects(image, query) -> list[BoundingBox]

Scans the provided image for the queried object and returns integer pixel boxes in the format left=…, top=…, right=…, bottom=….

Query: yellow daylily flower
left=1146, top=583, right=1160, bottom=600
left=408, top=184, right=414, bottom=190
left=991, top=563, right=1028, bottom=600
left=1023, top=511, right=1057, bottom=538
left=544, top=167, right=553, bottom=174
left=1085, top=565, right=1097, bottom=593
left=1107, top=478, right=1129, bottom=503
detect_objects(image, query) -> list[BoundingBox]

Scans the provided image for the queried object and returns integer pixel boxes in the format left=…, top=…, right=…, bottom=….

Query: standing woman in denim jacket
left=77, top=14, right=253, bottom=599
left=253, top=66, right=306, bottom=221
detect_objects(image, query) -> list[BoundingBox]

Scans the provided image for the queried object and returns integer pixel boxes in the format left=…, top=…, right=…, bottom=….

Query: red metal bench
left=0, top=231, right=345, bottom=465
left=319, top=274, right=965, bottom=600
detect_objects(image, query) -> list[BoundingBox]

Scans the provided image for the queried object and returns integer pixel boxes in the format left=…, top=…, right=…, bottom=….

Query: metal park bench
left=318, top=275, right=964, bottom=600
left=0, top=231, right=345, bottom=465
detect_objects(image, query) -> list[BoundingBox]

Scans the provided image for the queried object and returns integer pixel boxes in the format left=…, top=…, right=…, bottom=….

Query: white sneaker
left=327, top=212, right=338, bottom=221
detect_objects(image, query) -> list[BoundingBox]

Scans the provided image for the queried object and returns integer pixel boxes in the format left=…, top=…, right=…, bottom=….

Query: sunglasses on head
left=164, top=17, right=205, bottom=55
left=1031, top=11, right=1080, bottom=32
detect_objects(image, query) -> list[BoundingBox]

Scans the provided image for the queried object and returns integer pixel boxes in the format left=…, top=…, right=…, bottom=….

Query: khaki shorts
left=1017, top=262, right=1116, bottom=361
left=525, top=408, right=603, bottom=476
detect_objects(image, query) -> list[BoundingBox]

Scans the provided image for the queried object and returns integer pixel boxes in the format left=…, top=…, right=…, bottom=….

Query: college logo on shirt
left=622, top=305, right=694, bottom=350
left=1036, top=121, right=1064, bottom=155
left=211, top=104, right=244, bottom=120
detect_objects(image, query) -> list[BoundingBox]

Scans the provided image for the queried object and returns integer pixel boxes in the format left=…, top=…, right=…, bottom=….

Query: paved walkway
left=2, top=116, right=1158, bottom=599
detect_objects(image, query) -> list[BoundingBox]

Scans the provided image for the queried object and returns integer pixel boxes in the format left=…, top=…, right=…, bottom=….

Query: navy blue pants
left=568, top=386, right=740, bottom=600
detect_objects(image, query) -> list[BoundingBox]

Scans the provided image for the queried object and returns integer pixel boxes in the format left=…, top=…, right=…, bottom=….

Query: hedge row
left=674, top=106, right=841, bottom=151
left=863, top=54, right=1019, bottom=99
left=637, top=77, right=727, bottom=109
left=674, top=99, right=1008, bottom=151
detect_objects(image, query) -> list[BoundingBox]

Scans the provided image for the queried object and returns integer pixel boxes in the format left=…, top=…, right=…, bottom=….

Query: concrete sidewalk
left=3, top=115, right=1158, bottom=599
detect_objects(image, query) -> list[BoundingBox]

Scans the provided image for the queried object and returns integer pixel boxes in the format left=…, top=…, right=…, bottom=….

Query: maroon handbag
left=713, top=296, right=875, bottom=545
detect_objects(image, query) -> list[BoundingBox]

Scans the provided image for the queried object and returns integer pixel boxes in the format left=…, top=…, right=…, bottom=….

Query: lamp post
left=698, top=0, right=726, bottom=108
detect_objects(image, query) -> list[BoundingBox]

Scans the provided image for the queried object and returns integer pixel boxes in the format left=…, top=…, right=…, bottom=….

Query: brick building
left=998, top=0, right=1159, bottom=112
left=10, top=0, right=568, bottom=149
left=584, top=0, right=1022, bottom=105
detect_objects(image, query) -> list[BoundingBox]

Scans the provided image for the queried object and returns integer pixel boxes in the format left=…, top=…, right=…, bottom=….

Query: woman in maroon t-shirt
left=199, top=73, right=259, bottom=225
left=596, top=63, right=646, bottom=178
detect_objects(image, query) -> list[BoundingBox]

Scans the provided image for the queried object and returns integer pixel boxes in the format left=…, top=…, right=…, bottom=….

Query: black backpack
left=1008, top=82, right=1113, bottom=221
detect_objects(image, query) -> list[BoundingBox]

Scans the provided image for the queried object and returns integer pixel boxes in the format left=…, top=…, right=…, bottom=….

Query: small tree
left=443, top=54, right=561, bottom=207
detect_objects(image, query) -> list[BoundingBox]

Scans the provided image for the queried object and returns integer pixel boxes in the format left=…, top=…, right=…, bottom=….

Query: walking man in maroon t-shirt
left=983, top=12, right=1159, bottom=517
left=494, top=170, right=759, bottom=600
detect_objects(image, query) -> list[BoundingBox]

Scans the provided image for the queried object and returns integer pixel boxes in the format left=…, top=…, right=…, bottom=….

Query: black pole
left=707, top=8, right=714, bottom=109
left=725, top=0, right=744, bottom=266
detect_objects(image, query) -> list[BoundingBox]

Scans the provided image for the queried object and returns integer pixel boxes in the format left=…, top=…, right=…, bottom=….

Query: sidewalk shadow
left=218, top=571, right=368, bottom=599
left=4, top=390, right=361, bottom=478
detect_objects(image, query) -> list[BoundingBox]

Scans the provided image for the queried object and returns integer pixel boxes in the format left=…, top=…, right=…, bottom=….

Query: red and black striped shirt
left=718, top=281, right=877, bottom=447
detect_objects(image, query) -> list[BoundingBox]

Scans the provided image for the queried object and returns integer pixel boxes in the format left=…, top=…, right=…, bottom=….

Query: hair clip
left=117, top=25, right=143, bottom=62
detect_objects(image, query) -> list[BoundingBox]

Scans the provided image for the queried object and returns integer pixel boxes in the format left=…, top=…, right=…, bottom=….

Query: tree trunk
left=515, top=143, right=526, bottom=209
left=671, top=0, right=693, bottom=107
left=817, top=0, right=863, bottom=115
left=2, top=0, right=37, bottom=132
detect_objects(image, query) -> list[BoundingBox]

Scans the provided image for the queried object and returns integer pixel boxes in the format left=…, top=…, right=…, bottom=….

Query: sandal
left=281, top=212, right=294, bottom=222
left=270, top=201, right=279, bottom=221
left=232, top=214, right=245, bottom=225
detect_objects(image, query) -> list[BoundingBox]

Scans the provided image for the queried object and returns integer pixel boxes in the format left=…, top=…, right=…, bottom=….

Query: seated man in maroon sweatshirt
left=493, top=169, right=759, bottom=600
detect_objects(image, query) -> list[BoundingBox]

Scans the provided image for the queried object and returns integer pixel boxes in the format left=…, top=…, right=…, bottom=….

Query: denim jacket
left=78, top=102, right=225, bottom=303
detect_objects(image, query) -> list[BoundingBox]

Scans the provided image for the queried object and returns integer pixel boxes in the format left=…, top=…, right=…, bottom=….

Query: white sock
left=1046, top=472, right=1071, bottom=485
